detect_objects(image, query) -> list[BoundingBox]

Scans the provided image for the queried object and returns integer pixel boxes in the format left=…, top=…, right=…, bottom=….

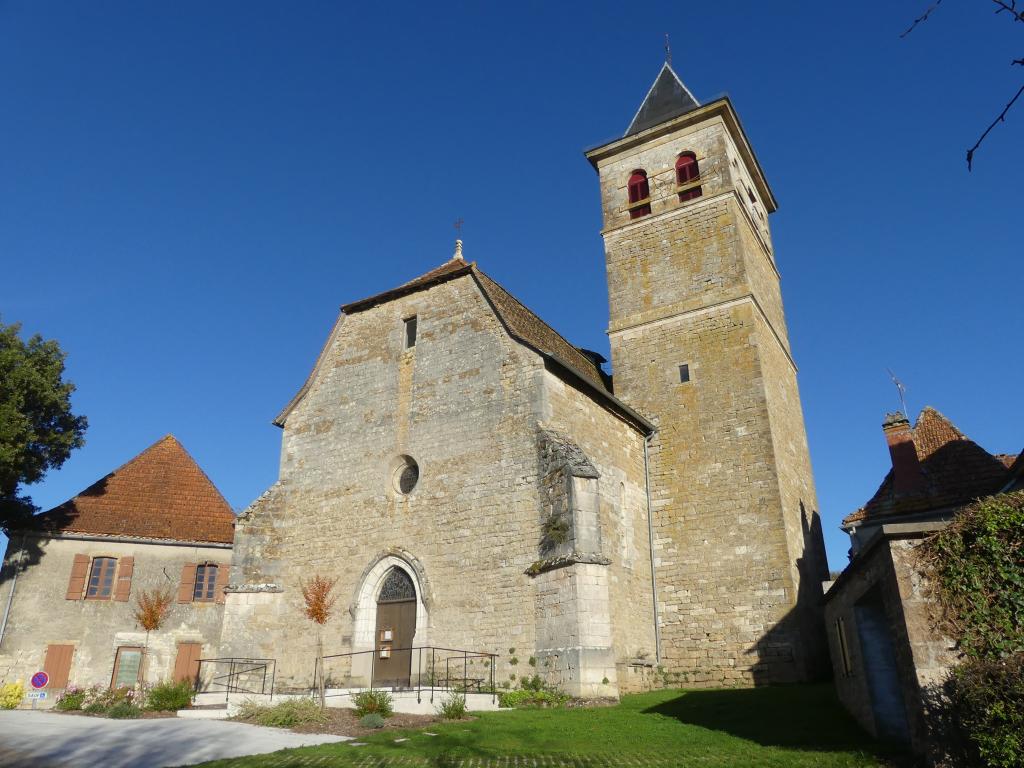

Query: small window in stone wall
left=193, top=564, right=218, bottom=602
left=404, top=316, right=417, bottom=349
left=835, top=617, right=854, bottom=676
left=678, top=364, right=690, bottom=384
left=392, top=455, right=420, bottom=495
left=87, top=557, right=117, bottom=599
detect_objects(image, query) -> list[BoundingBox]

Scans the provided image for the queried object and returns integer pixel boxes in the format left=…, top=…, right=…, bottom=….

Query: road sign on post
left=30, top=671, right=49, bottom=689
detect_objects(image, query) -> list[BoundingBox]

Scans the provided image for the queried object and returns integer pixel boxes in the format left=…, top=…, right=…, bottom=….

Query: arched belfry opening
left=374, top=567, right=417, bottom=686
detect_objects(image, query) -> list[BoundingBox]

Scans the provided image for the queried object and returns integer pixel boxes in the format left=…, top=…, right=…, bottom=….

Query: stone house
left=823, top=407, right=1020, bottom=758
left=0, top=435, right=235, bottom=697
left=220, top=63, right=830, bottom=698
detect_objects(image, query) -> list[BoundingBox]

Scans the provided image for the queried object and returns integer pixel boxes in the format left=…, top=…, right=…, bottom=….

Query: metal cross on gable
left=454, top=217, right=464, bottom=238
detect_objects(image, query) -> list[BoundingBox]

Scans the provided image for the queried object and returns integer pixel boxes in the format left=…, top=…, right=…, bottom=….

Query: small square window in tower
left=404, top=316, right=417, bottom=349
left=678, top=364, right=690, bottom=383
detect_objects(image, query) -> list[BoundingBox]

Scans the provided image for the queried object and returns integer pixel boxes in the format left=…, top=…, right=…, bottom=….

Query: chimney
left=882, top=412, right=925, bottom=496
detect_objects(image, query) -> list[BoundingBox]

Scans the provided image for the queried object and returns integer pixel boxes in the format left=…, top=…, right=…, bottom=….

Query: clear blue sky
left=2, top=2, right=1021, bottom=571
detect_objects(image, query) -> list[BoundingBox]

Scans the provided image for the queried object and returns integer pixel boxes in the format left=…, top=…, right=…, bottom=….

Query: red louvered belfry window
left=676, top=153, right=702, bottom=201
left=627, top=170, right=651, bottom=219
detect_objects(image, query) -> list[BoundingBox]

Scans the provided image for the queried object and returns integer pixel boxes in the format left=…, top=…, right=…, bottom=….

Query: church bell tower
left=585, top=64, right=829, bottom=683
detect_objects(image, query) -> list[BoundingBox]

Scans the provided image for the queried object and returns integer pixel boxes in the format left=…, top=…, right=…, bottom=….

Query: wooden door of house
left=173, top=642, right=202, bottom=686
left=43, top=644, right=75, bottom=690
left=373, top=568, right=416, bottom=688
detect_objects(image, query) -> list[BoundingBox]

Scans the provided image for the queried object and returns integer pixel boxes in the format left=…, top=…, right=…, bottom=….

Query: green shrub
left=55, top=686, right=87, bottom=711
left=145, top=679, right=193, bottom=711
left=918, top=491, right=1024, bottom=766
left=919, top=491, right=1024, bottom=660
left=947, top=655, right=1024, bottom=768
left=437, top=692, right=468, bottom=719
left=0, top=681, right=24, bottom=709
left=237, top=698, right=327, bottom=728
left=84, top=701, right=108, bottom=714
left=359, top=713, right=386, bottom=729
left=353, top=689, right=393, bottom=718
left=107, top=701, right=142, bottom=719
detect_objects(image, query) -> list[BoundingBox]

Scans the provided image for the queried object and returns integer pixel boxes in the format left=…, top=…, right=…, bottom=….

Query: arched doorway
left=374, top=567, right=417, bottom=687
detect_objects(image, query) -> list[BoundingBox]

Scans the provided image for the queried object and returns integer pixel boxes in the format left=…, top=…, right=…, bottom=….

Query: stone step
left=177, top=706, right=230, bottom=719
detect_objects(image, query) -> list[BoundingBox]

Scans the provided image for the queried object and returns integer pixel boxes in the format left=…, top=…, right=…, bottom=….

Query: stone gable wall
left=221, top=275, right=552, bottom=690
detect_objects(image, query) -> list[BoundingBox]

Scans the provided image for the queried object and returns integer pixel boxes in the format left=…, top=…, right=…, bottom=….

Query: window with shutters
left=676, top=153, right=702, bottom=201
left=193, top=564, right=218, bottom=602
left=86, top=557, right=118, bottom=599
left=627, top=170, right=651, bottom=219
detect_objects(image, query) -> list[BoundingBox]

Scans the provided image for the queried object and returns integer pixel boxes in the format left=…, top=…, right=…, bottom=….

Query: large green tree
left=0, top=319, right=87, bottom=531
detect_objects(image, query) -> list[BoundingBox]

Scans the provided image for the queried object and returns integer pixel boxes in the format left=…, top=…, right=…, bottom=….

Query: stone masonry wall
left=823, top=535, right=955, bottom=759
left=594, top=109, right=825, bottom=684
left=0, top=534, right=229, bottom=697
left=220, top=275, right=552, bottom=690
left=611, top=301, right=798, bottom=685
left=539, top=369, right=657, bottom=688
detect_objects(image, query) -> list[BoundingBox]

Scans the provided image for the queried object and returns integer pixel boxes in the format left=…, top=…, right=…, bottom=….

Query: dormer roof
left=625, top=63, right=700, bottom=137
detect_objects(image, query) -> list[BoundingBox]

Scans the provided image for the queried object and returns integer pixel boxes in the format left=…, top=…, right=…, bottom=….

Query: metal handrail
left=314, top=645, right=496, bottom=705
left=195, top=657, right=276, bottom=703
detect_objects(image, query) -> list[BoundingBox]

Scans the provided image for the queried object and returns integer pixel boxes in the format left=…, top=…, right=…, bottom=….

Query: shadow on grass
left=641, top=684, right=909, bottom=759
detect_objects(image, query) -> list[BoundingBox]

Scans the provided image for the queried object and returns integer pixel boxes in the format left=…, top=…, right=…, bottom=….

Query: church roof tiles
left=27, top=435, right=235, bottom=544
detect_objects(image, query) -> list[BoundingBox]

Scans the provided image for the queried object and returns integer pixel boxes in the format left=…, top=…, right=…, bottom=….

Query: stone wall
left=823, top=528, right=958, bottom=760
left=538, top=370, right=657, bottom=691
left=592, top=102, right=827, bottom=685
left=222, top=272, right=659, bottom=697
left=0, top=534, right=229, bottom=697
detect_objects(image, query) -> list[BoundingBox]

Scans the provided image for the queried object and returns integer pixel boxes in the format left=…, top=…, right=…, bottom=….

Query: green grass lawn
left=192, top=684, right=908, bottom=768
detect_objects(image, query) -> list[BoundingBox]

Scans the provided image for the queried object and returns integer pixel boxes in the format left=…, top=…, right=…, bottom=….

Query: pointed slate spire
left=625, top=63, right=700, bottom=137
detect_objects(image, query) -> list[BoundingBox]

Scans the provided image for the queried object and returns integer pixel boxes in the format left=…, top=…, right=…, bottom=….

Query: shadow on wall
left=641, top=684, right=909, bottom=759
left=746, top=501, right=832, bottom=685
left=0, top=481, right=99, bottom=592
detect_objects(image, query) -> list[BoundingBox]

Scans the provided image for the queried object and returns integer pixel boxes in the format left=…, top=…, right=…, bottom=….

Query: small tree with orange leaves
left=301, top=574, right=338, bottom=709
left=133, top=588, right=173, bottom=686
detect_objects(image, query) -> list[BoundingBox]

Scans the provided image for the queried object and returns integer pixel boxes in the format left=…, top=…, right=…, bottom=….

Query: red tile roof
left=30, top=435, right=235, bottom=544
left=843, top=407, right=1017, bottom=526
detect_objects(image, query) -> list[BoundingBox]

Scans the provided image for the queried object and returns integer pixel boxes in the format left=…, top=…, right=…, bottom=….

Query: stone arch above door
left=350, top=551, right=430, bottom=654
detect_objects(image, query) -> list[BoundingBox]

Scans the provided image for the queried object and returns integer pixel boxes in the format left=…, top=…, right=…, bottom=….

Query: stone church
left=219, top=63, right=830, bottom=698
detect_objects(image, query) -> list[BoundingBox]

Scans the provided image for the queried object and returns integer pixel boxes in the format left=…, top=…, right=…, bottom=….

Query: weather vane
left=887, top=368, right=909, bottom=420
left=665, top=33, right=672, bottom=66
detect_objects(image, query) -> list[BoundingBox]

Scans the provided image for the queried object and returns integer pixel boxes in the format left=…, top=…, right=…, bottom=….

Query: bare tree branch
left=967, top=83, right=1024, bottom=170
left=991, top=0, right=1024, bottom=23
left=901, top=0, right=944, bottom=38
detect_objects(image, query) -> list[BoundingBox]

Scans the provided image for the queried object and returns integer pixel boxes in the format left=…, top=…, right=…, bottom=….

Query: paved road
left=0, top=710, right=348, bottom=768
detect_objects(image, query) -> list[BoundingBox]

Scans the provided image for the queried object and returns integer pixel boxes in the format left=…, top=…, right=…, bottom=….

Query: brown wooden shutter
left=173, top=642, right=202, bottom=684
left=113, top=556, right=134, bottom=602
left=44, top=644, right=75, bottom=689
left=214, top=563, right=230, bottom=604
left=65, top=555, right=90, bottom=600
left=177, top=563, right=198, bottom=603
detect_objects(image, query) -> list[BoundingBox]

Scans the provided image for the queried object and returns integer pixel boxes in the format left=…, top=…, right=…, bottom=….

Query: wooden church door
left=373, top=567, right=416, bottom=688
